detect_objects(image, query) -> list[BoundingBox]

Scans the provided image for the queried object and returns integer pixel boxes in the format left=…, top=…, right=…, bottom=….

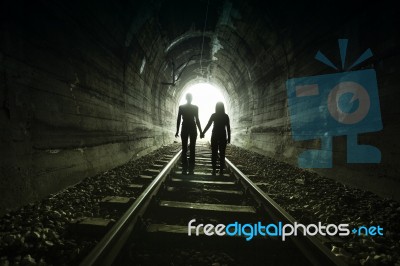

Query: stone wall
left=230, top=2, right=400, bottom=200
left=0, top=1, right=176, bottom=214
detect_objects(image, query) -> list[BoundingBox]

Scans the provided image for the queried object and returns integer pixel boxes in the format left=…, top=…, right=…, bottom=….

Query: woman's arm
left=202, top=114, right=214, bottom=135
left=175, top=106, right=182, bottom=137
left=226, top=115, right=231, bottom=143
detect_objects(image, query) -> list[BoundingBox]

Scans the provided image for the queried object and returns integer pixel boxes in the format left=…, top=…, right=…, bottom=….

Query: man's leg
left=181, top=129, right=189, bottom=174
left=188, top=127, right=197, bottom=174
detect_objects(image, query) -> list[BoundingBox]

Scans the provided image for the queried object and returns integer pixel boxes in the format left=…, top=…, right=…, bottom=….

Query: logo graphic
left=187, top=219, right=384, bottom=241
left=286, top=39, right=382, bottom=168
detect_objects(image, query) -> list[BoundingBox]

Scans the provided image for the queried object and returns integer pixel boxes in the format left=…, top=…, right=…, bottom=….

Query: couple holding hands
left=175, top=93, right=231, bottom=176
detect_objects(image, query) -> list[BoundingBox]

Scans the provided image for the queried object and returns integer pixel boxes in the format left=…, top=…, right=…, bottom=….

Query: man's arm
left=176, top=106, right=182, bottom=137
left=226, top=115, right=231, bottom=143
left=195, top=106, right=202, bottom=133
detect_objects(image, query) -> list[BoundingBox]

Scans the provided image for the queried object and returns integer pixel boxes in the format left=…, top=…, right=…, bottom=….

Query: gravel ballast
left=0, top=144, right=180, bottom=266
left=1, top=142, right=399, bottom=265
left=226, top=145, right=400, bottom=266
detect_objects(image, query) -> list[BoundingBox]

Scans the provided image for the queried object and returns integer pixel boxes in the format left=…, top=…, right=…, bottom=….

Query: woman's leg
left=211, top=136, right=218, bottom=175
left=219, top=138, right=227, bottom=173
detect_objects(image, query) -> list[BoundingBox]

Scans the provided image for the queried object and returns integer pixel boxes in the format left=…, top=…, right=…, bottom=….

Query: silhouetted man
left=175, top=93, right=202, bottom=175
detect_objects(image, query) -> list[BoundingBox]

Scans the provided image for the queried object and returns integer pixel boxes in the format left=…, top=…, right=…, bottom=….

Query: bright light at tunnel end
left=179, top=83, right=226, bottom=128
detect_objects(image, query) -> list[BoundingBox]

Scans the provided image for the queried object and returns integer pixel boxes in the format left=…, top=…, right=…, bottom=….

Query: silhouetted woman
left=201, top=102, right=231, bottom=175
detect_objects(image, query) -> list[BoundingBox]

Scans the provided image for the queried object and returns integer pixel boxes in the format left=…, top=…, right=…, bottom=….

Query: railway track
left=79, top=143, right=345, bottom=266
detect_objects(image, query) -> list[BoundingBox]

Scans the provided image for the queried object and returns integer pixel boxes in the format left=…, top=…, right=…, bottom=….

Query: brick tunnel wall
left=230, top=3, right=400, bottom=200
left=0, top=2, right=177, bottom=214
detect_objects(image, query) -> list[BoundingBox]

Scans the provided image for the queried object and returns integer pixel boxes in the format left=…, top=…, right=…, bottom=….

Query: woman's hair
left=215, top=102, right=225, bottom=114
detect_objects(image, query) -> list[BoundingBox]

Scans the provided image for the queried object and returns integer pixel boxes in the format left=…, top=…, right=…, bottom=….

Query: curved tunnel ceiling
left=132, top=0, right=387, bottom=109
left=138, top=0, right=277, bottom=102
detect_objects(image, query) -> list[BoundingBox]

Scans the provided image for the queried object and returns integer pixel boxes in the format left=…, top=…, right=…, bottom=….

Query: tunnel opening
left=178, top=82, right=227, bottom=135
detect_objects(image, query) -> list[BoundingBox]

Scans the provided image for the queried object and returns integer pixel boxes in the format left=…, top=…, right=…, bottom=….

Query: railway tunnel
left=1, top=0, right=400, bottom=265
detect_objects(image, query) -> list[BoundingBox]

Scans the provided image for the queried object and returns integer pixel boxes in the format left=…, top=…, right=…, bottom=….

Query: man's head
left=186, top=93, right=193, bottom=104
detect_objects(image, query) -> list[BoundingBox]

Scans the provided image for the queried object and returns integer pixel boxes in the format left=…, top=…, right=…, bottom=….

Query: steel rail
left=225, top=158, right=346, bottom=266
left=80, top=150, right=182, bottom=266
